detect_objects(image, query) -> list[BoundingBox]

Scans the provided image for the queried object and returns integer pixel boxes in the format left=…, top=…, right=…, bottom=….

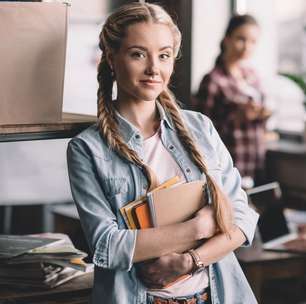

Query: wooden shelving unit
left=0, top=113, right=97, bottom=142
left=0, top=112, right=97, bottom=234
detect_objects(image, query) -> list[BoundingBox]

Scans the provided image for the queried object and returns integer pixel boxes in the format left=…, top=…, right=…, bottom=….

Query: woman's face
left=110, top=21, right=175, bottom=104
left=224, top=24, right=259, bottom=61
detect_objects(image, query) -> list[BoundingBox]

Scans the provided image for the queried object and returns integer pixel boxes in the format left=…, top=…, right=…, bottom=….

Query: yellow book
left=124, top=197, right=146, bottom=229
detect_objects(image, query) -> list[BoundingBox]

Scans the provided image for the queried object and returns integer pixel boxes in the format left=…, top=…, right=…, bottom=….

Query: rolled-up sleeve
left=208, top=120, right=259, bottom=246
left=67, top=138, right=137, bottom=270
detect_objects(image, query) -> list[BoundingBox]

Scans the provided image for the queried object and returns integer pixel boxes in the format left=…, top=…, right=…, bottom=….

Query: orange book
left=120, top=176, right=180, bottom=229
left=133, top=202, right=152, bottom=229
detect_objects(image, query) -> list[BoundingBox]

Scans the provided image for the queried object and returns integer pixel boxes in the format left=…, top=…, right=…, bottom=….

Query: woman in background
left=67, top=3, right=258, bottom=304
left=194, top=15, right=271, bottom=186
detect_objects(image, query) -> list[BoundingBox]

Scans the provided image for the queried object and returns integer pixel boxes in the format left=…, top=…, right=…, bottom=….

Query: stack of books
left=121, top=177, right=207, bottom=287
left=120, top=177, right=207, bottom=250
left=0, top=233, right=93, bottom=289
left=120, top=176, right=180, bottom=229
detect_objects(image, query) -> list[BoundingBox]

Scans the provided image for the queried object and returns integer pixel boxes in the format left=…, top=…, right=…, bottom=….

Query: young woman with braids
left=193, top=15, right=271, bottom=187
left=67, top=3, right=258, bottom=304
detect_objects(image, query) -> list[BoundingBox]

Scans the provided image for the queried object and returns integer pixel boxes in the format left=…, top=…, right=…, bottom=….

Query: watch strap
left=188, top=249, right=205, bottom=271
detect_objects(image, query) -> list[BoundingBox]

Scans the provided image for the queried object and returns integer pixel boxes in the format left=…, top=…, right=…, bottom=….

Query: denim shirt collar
left=115, top=101, right=175, bottom=144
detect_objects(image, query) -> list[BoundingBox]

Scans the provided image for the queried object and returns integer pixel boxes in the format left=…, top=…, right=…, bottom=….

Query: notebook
left=147, top=180, right=206, bottom=228
left=247, top=182, right=306, bottom=254
left=120, top=176, right=180, bottom=229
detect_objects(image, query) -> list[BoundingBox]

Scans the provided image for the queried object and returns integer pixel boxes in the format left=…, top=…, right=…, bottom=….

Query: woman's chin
left=140, top=92, right=163, bottom=102
left=239, top=53, right=252, bottom=61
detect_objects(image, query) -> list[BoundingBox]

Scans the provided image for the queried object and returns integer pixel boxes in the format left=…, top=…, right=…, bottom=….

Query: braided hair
left=97, top=2, right=232, bottom=234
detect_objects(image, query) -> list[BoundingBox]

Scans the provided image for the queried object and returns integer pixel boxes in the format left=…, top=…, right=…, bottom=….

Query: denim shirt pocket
left=102, top=177, right=130, bottom=228
left=102, top=177, right=128, bottom=198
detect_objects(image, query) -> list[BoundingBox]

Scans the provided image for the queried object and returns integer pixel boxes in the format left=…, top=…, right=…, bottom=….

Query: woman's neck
left=223, top=53, right=243, bottom=80
left=116, top=99, right=160, bottom=139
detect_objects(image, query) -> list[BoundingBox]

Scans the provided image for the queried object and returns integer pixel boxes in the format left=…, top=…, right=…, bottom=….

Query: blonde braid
left=96, top=3, right=182, bottom=191
left=159, top=90, right=233, bottom=234
left=97, top=55, right=155, bottom=189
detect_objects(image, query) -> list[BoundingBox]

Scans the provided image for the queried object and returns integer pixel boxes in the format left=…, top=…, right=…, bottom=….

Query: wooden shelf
left=0, top=113, right=97, bottom=142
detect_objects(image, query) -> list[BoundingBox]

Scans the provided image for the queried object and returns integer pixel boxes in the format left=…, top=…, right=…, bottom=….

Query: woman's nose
left=145, top=57, right=159, bottom=75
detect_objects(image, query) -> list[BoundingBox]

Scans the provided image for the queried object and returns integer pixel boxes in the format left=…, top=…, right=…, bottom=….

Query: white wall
left=62, top=22, right=102, bottom=115
left=191, top=0, right=230, bottom=93
left=247, top=0, right=305, bottom=132
left=246, top=0, right=278, bottom=78
left=62, top=0, right=107, bottom=115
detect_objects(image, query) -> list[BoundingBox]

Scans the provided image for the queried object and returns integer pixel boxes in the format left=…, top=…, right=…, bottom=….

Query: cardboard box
left=0, top=2, right=68, bottom=125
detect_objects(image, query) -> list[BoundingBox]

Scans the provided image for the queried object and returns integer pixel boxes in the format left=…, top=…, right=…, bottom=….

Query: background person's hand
left=136, top=252, right=192, bottom=289
left=258, top=106, right=272, bottom=121
left=244, top=102, right=262, bottom=121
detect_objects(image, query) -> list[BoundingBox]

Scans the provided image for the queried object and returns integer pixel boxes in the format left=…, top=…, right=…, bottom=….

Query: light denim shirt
left=67, top=103, right=259, bottom=304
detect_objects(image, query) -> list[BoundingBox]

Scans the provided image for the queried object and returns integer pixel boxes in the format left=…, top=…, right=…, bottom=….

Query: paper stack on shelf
left=0, top=234, right=63, bottom=260
left=0, top=233, right=93, bottom=289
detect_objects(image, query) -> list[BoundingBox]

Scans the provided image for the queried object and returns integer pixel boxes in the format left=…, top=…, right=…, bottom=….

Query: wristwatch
left=188, top=249, right=205, bottom=271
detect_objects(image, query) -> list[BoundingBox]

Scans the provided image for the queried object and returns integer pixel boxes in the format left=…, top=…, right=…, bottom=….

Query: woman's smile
left=140, top=79, right=162, bottom=86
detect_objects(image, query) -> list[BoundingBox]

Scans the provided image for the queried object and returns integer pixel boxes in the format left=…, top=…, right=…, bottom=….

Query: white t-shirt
left=143, top=128, right=209, bottom=298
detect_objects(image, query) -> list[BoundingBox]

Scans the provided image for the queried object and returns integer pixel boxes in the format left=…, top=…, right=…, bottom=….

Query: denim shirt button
left=135, top=134, right=141, bottom=139
left=186, top=168, right=191, bottom=173
left=169, top=145, right=174, bottom=150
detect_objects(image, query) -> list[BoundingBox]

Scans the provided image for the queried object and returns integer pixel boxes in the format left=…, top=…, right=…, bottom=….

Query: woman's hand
left=136, top=206, right=216, bottom=288
left=244, top=102, right=262, bottom=121
left=236, top=101, right=263, bottom=122
left=243, top=102, right=271, bottom=122
left=136, top=252, right=193, bottom=289
left=258, top=107, right=272, bottom=121
left=194, top=205, right=217, bottom=239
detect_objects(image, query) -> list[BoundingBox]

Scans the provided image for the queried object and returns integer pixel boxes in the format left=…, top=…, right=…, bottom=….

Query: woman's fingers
left=136, top=253, right=188, bottom=286
left=195, top=206, right=217, bottom=238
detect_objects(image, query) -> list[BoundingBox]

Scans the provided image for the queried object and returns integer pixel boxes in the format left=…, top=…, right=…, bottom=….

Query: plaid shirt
left=192, top=63, right=266, bottom=178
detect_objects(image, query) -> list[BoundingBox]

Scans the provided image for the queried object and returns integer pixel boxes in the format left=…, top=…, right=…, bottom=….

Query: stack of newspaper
left=0, top=233, right=93, bottom=289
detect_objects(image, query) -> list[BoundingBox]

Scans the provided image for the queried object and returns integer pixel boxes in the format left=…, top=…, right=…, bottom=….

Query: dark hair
left=215, top=14, right=258, bottom=66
